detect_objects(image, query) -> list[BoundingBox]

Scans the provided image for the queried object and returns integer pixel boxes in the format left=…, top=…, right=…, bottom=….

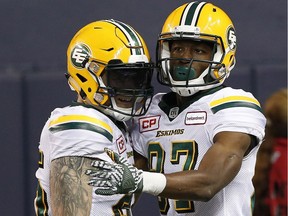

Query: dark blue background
left=0, top=0, right=286, bottom=215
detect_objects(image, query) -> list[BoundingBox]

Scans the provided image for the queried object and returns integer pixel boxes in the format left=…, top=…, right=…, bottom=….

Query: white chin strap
left=103, top=98, right=133, bottom=121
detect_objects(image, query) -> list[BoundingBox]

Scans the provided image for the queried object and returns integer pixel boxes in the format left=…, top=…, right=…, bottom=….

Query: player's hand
left=86, top=148, right=143, bottom=195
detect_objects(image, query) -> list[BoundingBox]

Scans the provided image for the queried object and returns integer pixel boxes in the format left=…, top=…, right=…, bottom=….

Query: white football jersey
left=131, top=87, right=266, bottom=216
left=35, top=104, right=134, bottom=216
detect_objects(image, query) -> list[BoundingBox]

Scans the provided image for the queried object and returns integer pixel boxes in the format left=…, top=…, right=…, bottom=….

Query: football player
left=87, top=2, right=266, bottom=216
left=34, top=19, right=154, bottom=215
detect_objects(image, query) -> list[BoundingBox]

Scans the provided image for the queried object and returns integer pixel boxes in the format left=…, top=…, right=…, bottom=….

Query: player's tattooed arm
left=50, top=156, right=93, bottom=216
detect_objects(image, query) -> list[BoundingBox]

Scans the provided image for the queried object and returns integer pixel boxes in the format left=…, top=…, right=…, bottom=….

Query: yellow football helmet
left=157, top=1, right=237, bottom=96
left=67, top=19, right=154, bottom=121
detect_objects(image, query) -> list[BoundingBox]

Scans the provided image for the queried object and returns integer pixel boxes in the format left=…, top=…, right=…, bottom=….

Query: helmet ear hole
left=226, top=55, right=236, bottom=73
left=229, top=55, right=235, bottom=67
left=76, top=73, right=87, bottom=83
left=80, top=89, right=87, bottom=99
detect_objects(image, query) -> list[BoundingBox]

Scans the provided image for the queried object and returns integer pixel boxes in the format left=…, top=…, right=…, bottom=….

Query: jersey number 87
left=148, top=141, right=199, bottom=214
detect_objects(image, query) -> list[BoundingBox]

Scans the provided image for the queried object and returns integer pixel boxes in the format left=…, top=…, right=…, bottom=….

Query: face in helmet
left=157, top=1, right=237, bottom=96
left=66, top=19, right=154, bottom=121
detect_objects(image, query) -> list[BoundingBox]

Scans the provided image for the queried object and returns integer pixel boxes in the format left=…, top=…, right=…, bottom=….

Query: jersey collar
left=159, top=85, right=225, bottom=121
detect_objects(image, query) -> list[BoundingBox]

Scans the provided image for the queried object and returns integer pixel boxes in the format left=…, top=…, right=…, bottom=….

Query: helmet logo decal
left=227, top=26, right=236, bottom=50
left=71, top=44, right=91, bottom=68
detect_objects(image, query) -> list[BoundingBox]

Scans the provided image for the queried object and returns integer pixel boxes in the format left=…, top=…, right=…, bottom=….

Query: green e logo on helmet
left=71, top=44, right=91, bottom=68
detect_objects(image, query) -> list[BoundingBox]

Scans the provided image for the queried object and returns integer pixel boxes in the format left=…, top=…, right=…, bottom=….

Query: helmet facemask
left=87, top=59, right=154, bottom=121
left=157, top=32, right=228, bottom=96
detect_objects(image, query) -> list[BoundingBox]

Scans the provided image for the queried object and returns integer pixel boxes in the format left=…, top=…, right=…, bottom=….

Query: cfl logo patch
left=71, top=44, right=91, bottom=68
left=116, top=135, right=126, bottom=154
left=227, top=26, right=236, bottom=50
left=139, top=116, right=160, bottom=133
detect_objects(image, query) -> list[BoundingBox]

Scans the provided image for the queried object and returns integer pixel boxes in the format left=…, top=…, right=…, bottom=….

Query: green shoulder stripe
left=211, top=101, right=263, bottom=114
left=49, top=122, right=113, bottom=142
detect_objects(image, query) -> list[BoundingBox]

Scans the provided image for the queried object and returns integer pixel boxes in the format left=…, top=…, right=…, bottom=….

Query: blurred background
left=0, top=0, right=286, bottom=215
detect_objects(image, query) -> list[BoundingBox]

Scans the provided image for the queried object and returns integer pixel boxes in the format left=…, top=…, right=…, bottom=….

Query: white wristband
left=142, top=171, right=167, bottom=196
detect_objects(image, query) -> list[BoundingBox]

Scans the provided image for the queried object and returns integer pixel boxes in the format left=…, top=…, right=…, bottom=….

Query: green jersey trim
left=49, top=122, right=113, bottom=142
left=211, top=101, right=262, bottom=114
left=35, top=182, right=49, bottom=216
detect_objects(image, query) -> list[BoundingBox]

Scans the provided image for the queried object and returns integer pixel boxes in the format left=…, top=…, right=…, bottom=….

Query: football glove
left=86, top=148, right=143, bottom=195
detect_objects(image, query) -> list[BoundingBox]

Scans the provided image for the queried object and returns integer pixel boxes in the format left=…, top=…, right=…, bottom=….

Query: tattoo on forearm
left=50, top=156, right=93, bottom=216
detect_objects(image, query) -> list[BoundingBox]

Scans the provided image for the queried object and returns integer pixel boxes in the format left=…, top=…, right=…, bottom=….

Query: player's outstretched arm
left=158, top=131, right=253, bottom=201
left=87, top=131, right=252, bottom=201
